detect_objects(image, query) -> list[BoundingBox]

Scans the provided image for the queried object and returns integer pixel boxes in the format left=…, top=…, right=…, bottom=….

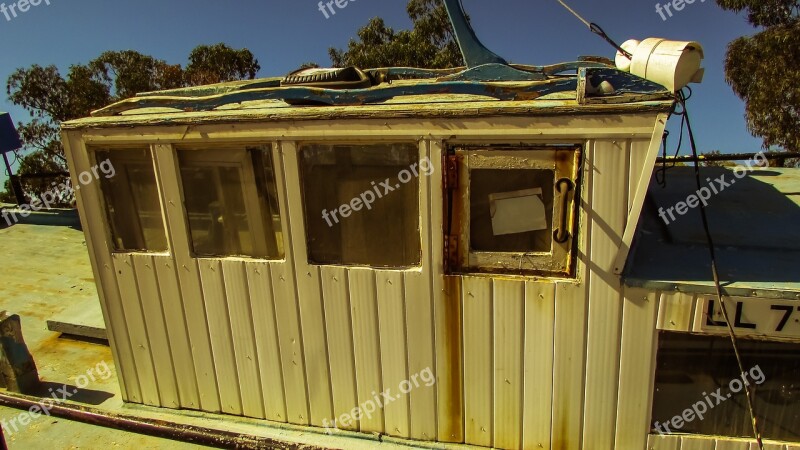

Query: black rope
left=589, top=23, right=632, bottom=59
left=678, top=89, right=764, bottom=450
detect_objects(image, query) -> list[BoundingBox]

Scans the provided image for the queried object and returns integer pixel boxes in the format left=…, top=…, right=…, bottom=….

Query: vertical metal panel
left=152, top=144, right=221, bottom=412
left=131, top=254, right=180, bottom=409
left=63, top=133, right=140, bottom=403
left=154, top=257, right=200, bottom=409
left=404, top=140, right=438, bottom=441
left=404, top=269, right=437, bottom=441
left=348, top=268, right=384, bottom=433
left=463, top=276, right=493, bottom=447
left=269, top=261, right=309, bottom=425
left=628, top=139, right=651, bottom=214
left=431, top=140, right=464, bottom=443
left=492, top=279, right=524, bottom=450
left=320, top=266, right=358, bottom=431
left=648, top=434, right=682, bottom=450
left=552, top=138, right=594, bottom=450
left=198, top=259, right=243, bottom=415
left=246, top=261, right=287, bottom=422
left=295, top=265, right=333, bottom=426
left=522, top=281, right=556, bottom=449
left=280, top=141, right=334, bottom=426
left=583, top=139, right=628, bottom=450
left=376, top=270, right=410, bottom=438
left=615, top=288, right=659, bottom=450
left=112, top=253, right=160, bottom=406
left=657, top=292, right=697, bottom=332
left=222, top=260, right=266, bottom=419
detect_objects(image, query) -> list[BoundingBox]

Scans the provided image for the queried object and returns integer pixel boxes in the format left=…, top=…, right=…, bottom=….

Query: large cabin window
left=95, top=148, right=168, bottom=253
left=177, top=146, right=284, bottom=259
left=299, top=143, right=421, bottom=268
left=653, top=332, right=800, bottom=441
left=446, top=146, right=581, bottom=277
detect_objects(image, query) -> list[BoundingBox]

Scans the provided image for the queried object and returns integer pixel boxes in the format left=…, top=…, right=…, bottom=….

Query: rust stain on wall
left=440, top=274, right=464, bottom=442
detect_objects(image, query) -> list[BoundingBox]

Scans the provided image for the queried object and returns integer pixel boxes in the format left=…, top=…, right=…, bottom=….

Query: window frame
left=91, top=146, right=169, bottom=255
left=448, top=145, right=582, bottom=277
left=296, top=141, right=424, bottom=269
left=175, top=145, right=285, bottom=261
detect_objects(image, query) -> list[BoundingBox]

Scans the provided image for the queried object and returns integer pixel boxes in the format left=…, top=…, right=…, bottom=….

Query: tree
left=717, top=0, right=800, bottom=151
left=89, top=50, right=184, bottom=99
left=329, top=0, right=463, bottom=69
left=3, top=44, right=260, bottom=205
left=184, top=44, right=260, bottom=85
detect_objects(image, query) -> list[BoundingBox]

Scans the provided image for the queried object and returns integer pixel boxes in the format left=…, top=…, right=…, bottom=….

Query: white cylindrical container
left=625, top=38, right=705, bottom=92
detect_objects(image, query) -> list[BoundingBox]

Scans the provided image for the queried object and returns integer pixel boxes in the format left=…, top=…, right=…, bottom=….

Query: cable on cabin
left=656, top=88, right=690, bottom=187
left=555, top=0, right=633, bottom=59
left=677, top=89, right=764, bottom=450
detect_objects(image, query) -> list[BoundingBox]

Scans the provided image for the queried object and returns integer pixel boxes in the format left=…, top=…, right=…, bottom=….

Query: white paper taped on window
left=489, top=188, right=547, bottom=236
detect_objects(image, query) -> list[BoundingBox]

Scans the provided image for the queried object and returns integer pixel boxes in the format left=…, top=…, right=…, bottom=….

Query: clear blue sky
left=0, top=0, right=761, bottom=188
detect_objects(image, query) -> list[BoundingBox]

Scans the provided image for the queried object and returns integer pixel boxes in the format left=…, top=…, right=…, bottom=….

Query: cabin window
left=177, top=146, right=284, bottom=259
left=652, top=332, right=800, bottom=441
left=299, top=143, right=421, bottom=267
left=446, top=146, right=581, bottom=277
left=95, top=148, right=168, bottom=253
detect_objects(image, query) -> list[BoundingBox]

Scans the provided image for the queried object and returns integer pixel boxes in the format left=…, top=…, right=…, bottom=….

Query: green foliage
left=184, top=44, right=261, bottom=85
left=4, top=44, right=260, bottom=204
left=329, top=0, right=463, bottom=69
left=90, top=50, right=184, bottom=99
left=717, top=0, right=800, bottom=151
left=699, top=150, right=731, bottom=167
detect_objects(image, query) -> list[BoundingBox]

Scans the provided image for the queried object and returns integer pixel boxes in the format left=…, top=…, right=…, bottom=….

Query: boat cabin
left=59, top=3, right=799, bottom=449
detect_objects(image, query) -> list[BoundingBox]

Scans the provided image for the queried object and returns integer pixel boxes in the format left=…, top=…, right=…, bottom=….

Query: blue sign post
left=0, top=112, right=24, bottom=205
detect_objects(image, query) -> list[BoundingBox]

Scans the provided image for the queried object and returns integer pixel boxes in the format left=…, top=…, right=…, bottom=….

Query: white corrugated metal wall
left=65, top=114, right=676, bottom=450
